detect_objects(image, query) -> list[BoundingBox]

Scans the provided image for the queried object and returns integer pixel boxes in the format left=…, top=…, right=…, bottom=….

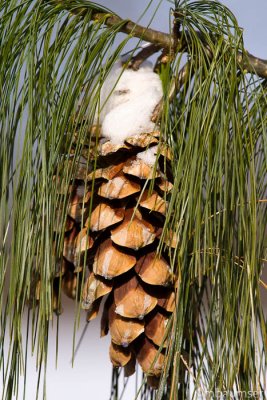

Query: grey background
left=5, top=1, right=267, bottom=399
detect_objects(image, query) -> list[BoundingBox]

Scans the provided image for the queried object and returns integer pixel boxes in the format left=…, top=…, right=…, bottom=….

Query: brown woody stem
left=96, top=12, right=267, bottom=79
left=126, top=44, right=161, bottom=71
left=51, top=0, right=267, bottom=80
left=151, top=61, right=192, bottom=123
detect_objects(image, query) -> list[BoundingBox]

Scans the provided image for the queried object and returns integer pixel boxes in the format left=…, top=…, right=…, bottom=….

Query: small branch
left=53, top=1, right=172, bottom=47
left=98, top=12, right=267, bottom=78
left=52, top=1, right=267, bottom=79
left=126, top=44, right=161, bottom=71
left=151, top=61, right=192, bottom=123
left=238, top=52, right=267, bottom=78
left=92, top=13, right=172, bottom=48
left=171, top=15, right=181, bottom=56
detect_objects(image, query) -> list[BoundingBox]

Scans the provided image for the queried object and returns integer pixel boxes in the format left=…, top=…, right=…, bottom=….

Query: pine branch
left=95, top=14, right=267, bottom=79
left=151, top=61, right=192, bottom=122
left=52, top=1, right=267, bottom=79
left=126, top=44, right=161, bottom=71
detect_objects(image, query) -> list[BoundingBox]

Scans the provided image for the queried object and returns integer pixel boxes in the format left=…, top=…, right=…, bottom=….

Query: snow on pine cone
left=53, top=128, right=178, bottom=388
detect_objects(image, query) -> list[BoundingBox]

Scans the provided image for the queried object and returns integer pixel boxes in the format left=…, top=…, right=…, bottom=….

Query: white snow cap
left=95, top=61, right=163, bottom=144
left=136, top=145, right=159, bottom=166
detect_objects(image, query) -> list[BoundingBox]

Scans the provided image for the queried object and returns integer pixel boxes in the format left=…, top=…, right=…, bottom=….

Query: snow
left=115, top=304, right=125, bottom=316
left=102, top=176, right=125, bottom=198
left=143, top=294, right=152, bottom=312
left=136, top=145, right=158, bottom=165
left=121, top=329, right=131, bottom=347
left=95, top=61, right=163, bottom=144
left=101, top=249, right=113, bottom=280
left=83, top=279, right=97, bottom=308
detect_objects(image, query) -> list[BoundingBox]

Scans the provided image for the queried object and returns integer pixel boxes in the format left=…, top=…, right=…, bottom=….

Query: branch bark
left=53, top=1, right=267, bottom=79
left=151, top=61, right=192, bottom=123
left=93, top=13, right=267, bottom=79
left=126, top=44, right=161, bottom=71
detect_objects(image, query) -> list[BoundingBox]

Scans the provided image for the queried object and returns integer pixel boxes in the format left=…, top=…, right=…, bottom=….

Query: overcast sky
left=5, top=1, right=267, bottom=399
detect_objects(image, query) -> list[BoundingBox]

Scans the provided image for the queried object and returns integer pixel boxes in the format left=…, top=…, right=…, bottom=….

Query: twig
left=151, top=61, right=192, bottom=123
left=171, top=13, right=181, bottom=56
left=51, top=1, right=267, bottom=79
left=126, top=44, right=161, bottom=71
left=238, top=52, right=267, bottom=78
left=154, top=48, right=172, bottom=73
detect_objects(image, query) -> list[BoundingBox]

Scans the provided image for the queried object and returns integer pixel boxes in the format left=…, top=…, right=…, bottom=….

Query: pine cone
left=53, top=129, right=177, bottom=387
